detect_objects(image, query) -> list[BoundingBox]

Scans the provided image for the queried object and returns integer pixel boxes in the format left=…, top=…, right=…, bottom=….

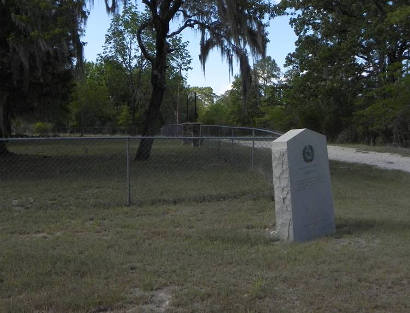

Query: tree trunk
left=135, top=80, right=165, bottom=159
left=129, top=60, right=144, bottom=136
left=135, top=28, right=168, bottom=160
left=0, top=92, right=10, bottom=156
left=135, top=76, right=166, bottom=159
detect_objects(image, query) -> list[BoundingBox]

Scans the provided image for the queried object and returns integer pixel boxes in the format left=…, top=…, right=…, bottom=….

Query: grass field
left=1, top=140, right=410, bottom=312
left=0, top=139, right=273, bottom=209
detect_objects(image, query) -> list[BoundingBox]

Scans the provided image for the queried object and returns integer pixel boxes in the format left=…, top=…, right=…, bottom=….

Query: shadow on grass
left=134, top=190, right=272, bottom=207
left=335, top=217, right=410, bottom=238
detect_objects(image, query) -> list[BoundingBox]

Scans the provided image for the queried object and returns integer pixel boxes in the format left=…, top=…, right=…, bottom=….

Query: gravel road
left=234, top=140, right=410, bottom=173
left=327, top=145, right=410, bottom=173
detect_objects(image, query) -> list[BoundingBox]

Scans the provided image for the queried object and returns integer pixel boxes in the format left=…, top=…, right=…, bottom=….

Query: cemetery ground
left=0, top=140, right=410, bottom=312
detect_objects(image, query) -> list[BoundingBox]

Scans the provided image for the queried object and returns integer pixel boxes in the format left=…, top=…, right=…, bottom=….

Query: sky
left=83, top=1, right=297, bottom=95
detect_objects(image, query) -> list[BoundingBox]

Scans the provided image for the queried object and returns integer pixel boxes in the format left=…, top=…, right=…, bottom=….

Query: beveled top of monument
left=274, top=128, right=326, bottom=144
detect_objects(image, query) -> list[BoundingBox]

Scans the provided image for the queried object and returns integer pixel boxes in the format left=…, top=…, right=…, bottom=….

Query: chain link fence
left=160, top=123, right=282, bottom=138
left=1, top=129, right=279, bottom=210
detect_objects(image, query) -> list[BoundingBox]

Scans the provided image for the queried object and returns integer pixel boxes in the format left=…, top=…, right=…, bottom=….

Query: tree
left=191, top=87, right=216, bottom=107
left=254, top=57, right=280, bottom=95
left=69, top=62, right=114, bottom=134
left=204, top=55, right=283, bottom=128
left=100, top=2, right=192, bottom=135
left=245, top=56, right=284, bottom=131
left=279, top=0, right=410, bottom=77
left=133, top=0, right=271, bottom=160
left=199, top=55, right=283, bottom=128
left=354, top=72, right=410, bottom=145
left=198, top=98, right=230, bottom=125
left=101, top=3, right=149, bottom=134
left=0, top=0, right=87, bottom=154
left=276, top=0, right=410, bottom=143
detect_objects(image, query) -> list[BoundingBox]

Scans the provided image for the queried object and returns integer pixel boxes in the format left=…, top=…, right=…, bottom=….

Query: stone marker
left=272, top=128, right=335, bottom=242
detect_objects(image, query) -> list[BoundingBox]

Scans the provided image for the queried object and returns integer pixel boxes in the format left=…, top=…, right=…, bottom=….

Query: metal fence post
left=217, top=128, right=221, bottom=157
left=251, top=129, right=255, bottom=169
left=231, top=128, right=234, bottom=164
left=199, top=124, right=201, bottom=148
left=126, top=137, right=131, bottom=206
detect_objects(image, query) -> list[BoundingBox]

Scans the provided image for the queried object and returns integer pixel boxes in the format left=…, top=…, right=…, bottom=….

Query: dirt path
left=234, top=140, right=410, bottom=173
left=327, top=145, right=410, bottom=173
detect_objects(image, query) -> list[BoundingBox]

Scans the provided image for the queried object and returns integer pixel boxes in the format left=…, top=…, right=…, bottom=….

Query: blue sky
left=83, top=1, right=297, bottom=95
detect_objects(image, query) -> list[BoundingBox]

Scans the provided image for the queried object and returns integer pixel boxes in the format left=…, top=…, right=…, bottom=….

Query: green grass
left=1, top=140, right=410, bottom=312
left=332, top=143, right=410, bottom=157
left=0, top=139, right=272, bottom=209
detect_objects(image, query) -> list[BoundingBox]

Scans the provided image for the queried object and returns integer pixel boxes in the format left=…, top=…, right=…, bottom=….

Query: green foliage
left=254, top=56, right=281, bottom=105
left=188, top=86, right=217, bottom=123
left=167, top=35, right=193, bottom=73
left=256, top=105, right=292, bottom=132
left=193, top=0, right=271, bottom=114
left=0, top=0, right=87, bottom=137
left=271, top=0, right=410, bottom=145
left=189, top=87, right=216, bottom=108
left=33, top=122, right=53, bottom=136
left=69, top=62, right=113, bottom=130
left=198, top=100, right=230, bottom=125
left=102, top=3, right=143, bottom=70
left=200, top=58, right=281, bottom=128
left=197, top=0, right=409, bottom=146
left=220, top=75, right=262, bottom=126
left=354, top=75, right=410, bottom=145
left=98, top=3, right=192, bottom=133
left=117, top=105, right=132, bottom=128
left=67, top=58, right=191, bottom=133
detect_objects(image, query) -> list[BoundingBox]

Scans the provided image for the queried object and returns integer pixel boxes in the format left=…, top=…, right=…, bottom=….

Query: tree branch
left=167, top=19, right=200, bottom=38
left=142, top=0, right=158, bottom=18
left=166, top=0, right=182, bottom=21
left=398, top=40, right=410, bottom=60
left=178, top=9, right=193, bottom=19
left=137, top=21, right=154, bottom=64
left=356, top=54, right=369, bottom=62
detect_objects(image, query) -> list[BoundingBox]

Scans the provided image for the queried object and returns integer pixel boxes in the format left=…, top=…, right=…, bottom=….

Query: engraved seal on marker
left=303, top=145, right=314, bottom=163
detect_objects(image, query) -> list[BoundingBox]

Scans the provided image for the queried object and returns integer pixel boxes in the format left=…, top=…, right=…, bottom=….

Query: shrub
left=33, top=122, right=53, bottom=136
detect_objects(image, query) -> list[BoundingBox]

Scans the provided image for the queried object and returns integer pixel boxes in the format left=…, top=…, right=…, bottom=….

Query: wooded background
left=1, top=0, right=409, bottom=150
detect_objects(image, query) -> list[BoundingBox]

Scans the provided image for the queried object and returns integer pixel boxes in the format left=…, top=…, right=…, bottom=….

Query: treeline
left=0, top=0, right=86, bottom=152
left=201, top=1, right=410, bottom=146
left=1, top=0, right=409, bottom=147
left=5, top=3, right=194, bottom=136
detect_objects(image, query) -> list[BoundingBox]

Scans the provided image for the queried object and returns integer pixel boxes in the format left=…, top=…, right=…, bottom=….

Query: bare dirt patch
left=328, top=145, right=410, bottom=173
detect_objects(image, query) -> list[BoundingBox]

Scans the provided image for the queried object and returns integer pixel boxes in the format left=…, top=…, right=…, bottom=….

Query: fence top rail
left=201, top=124, right=282, bottom=136
left=163, top=123, right=283, bottom=136
left=0, top=136, right=278, bottom=142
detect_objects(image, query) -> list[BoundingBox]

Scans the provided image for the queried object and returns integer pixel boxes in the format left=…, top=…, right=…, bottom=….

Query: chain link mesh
left=0, top=138, right=126, bottom=210
left=0, top=133, right=276, bottom=209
